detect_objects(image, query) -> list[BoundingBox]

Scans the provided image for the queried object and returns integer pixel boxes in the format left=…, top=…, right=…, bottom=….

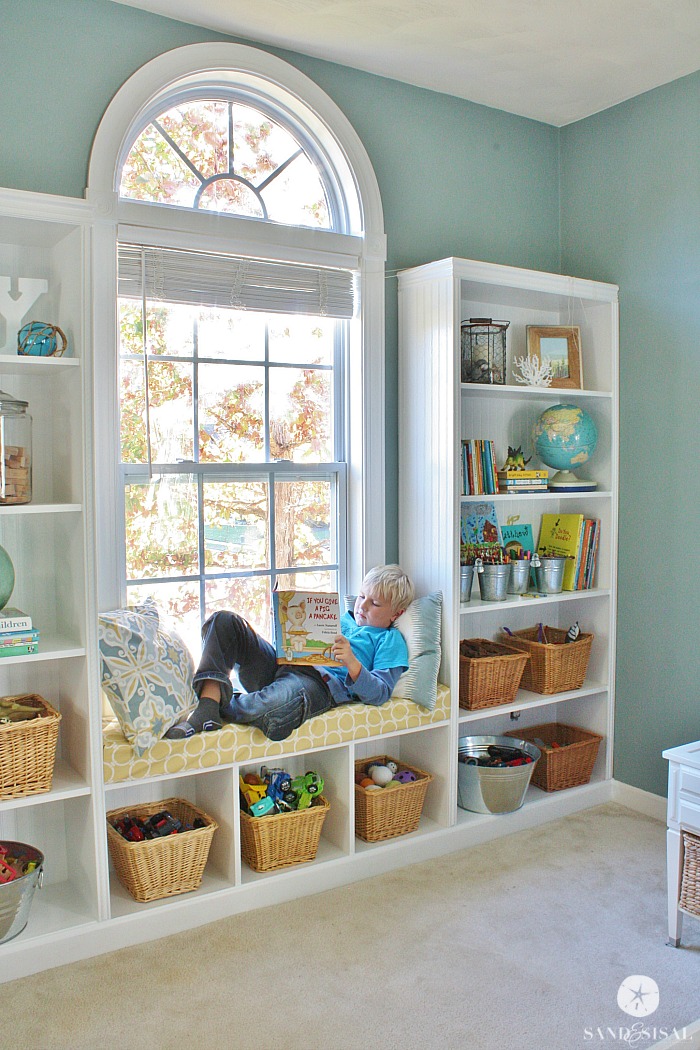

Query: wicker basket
left=505, top=723, right=602, bottom=791
left=106, top=797, right=218, bottom=902
left=0, top=694, right=61, bottom=800
left=355, top=755, right=433, bottom=842
left=459, top=639, right=530, bottom=710
left=501, top=626, right=593, bottom=694
left=680, top=832, right=700, bottom=917
left=240, top=795, right=330, bottom=872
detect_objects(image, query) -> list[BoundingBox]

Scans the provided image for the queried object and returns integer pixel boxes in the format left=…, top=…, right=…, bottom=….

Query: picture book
left=0, top=628, right=39, bottom=648
left=460, top=501, right=502, bottom=547
left=0, top=607, right=32, bottom=633
left=272, top=590, right=340, bottom=665
left=501, top=519, right=535, bottom=560
left=537, top=513, right=586, bottom=590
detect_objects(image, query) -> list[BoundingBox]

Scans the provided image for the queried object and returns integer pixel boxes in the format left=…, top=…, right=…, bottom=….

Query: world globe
left=533, top=403, right=598, bottom=491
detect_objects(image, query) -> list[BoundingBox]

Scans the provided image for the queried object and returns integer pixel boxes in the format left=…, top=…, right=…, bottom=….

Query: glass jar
left=0, top=390, right=32, bottom=504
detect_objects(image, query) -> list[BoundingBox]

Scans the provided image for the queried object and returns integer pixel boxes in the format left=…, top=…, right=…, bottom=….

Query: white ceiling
left=114, top=0, right=700, bottom=126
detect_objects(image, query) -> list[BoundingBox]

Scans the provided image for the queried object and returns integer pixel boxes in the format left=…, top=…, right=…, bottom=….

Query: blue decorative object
left=533, top=403, right=598, bottom=491
left=17, top=321, right=67, bottom=357
left=0, top=545, right=15, bottom=610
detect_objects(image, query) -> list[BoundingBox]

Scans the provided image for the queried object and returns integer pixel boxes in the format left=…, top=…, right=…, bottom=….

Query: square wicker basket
left=680, top=831, right=700, bottom=918
left=505, top=723, right=602, bottom=791
left=501, top=626, right=593, bottom=694
left=0, top=694, right=61, bottom=800
left=459, top=638, right=530, bottom=710
left=106, top=797, right=218, bottom=902
left=355, top=755, right=433, bottom=842
left=240, top=795, right=330, bottom=872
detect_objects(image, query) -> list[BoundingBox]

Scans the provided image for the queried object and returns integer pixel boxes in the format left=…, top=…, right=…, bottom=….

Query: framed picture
left=526, top=325, right=582, bottom=389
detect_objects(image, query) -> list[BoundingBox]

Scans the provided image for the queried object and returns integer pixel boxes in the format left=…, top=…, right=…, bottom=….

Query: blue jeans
left=193, top=611, right=333, bottom=741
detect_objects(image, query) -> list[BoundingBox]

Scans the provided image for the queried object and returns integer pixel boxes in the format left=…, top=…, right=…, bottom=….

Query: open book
left=272, top=590, right=341, bottom=665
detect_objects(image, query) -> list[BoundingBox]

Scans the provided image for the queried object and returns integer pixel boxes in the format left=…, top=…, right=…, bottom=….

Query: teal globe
left=0, top=544, right=14, bottom=610
left=534, top=403, right=598, bottom=491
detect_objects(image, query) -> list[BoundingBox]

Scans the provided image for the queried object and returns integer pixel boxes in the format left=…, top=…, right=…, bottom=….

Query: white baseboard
left=611, top=779, right=667, bottom=822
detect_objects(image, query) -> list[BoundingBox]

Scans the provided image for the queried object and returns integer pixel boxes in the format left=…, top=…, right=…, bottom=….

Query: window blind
left=117, top=244, right=356, bottom=319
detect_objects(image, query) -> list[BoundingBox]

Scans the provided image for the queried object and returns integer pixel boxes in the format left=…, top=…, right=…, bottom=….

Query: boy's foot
left=164, top=695, right=222, bottom=738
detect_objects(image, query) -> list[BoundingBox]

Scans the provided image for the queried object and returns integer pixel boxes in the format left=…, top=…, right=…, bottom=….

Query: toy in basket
left=505, top=723, right=602, bottom=791
left=239, top=766, right=330, bottom=871
left=0, top=694, right=61, bottom=800
left=354, top=755, right=433, bottom=842
left=459, top=638, right=530, bottom=710
left=501, top=623, right=593, bottom=694
left=106, top=797, right=218, bottom=902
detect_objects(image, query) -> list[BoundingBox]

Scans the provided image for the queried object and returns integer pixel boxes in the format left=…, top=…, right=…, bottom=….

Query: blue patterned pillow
left=391, top=592, right=442, bottom=710
left=98, top=600, right=196, bottom=756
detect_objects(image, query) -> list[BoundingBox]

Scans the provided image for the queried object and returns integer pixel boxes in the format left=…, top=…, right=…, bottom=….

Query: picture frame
left=526, top=325, right=582, bottom=389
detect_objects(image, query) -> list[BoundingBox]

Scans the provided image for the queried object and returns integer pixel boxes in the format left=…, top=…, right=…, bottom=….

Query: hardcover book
left=0, top=607, right=32, bottom=633
left=501, top=521, right=535, bottom=560
left=537, top=513, right=586, bottom=590
left=272, top=590, right=340, bottom=665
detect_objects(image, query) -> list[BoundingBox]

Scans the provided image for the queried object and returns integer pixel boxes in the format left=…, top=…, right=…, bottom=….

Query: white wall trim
left=611, top=779, right=667, bottom=822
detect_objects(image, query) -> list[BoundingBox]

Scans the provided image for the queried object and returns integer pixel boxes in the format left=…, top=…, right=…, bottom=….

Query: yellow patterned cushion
left=103, top=684, right=451, bottom=783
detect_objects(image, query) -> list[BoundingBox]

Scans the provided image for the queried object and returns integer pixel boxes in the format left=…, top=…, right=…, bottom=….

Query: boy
left=166, top=564, right=414, bottom=742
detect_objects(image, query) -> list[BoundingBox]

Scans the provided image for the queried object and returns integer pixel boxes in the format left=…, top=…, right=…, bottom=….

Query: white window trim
left=87, top=43, right=387, bottom=609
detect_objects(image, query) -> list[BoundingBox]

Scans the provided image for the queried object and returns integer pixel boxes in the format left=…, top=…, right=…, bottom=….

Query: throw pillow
left=98, top=599, right=196, bottom=756
left=391, top=591, right=443, bottom=710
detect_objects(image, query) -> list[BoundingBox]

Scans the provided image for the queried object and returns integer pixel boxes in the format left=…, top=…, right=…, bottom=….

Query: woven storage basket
left=459, top=639, right=530, bottom=710
left=680, top=832, right=700, bottom=917
left=240, top=795, right=330, bottom=872
left=355, top=755, right=433, bottom=842
left=505, top=723, right=602, bottom=791
left=501, top=626, right=593, bottom=694
left=106, top=797, right=218, bottom=902
left=0, top=694, right=61, bottom=800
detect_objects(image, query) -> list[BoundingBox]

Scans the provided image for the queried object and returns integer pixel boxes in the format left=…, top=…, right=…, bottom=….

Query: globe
left=0, top=544, right=14, bottom=610
left=533, top=403, right=598, bottom=491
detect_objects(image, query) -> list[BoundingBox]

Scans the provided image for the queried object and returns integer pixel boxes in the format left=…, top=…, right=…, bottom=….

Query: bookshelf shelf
left=398, top=256, right=618, bottom=828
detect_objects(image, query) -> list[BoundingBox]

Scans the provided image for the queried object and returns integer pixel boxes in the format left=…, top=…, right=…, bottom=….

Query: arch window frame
left=87, top=42, right=387, bottom=615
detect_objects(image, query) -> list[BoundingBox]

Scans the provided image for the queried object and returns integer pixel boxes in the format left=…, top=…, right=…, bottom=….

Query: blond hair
left=360, top=564, right=415, bottom=615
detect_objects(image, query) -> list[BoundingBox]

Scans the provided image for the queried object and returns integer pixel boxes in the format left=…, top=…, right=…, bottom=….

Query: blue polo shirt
left=322, top=612, right=409, bottom=707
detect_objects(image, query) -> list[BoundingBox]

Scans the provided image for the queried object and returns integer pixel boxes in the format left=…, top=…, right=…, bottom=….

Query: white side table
left=663, top=740, right=700, bottom=946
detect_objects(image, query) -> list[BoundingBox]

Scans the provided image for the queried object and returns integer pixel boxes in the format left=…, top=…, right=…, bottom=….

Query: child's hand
left=331, top=635, right=362, bottom=681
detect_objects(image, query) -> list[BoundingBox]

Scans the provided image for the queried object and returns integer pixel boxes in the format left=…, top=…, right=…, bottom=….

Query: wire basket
left=505, top=723, right=602, bottom=791
left=501, top=626, right=593, bottom=694
left=106, top=797, right=218, bottom=902
left=240, top=795, right=330, bottom=872
left=355, top=755, right=433, bottom=842
left=459, top=639, right=530, bottom=710
left=680, top=832, right=700, bottom=918
left=0, top=694, right=61, bottom=800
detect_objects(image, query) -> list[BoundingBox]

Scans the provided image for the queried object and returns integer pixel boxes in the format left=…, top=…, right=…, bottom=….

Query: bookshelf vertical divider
left=398, top=257, right=619, bottom=827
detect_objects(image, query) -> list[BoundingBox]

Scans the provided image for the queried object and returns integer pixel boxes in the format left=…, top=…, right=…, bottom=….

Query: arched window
left=88, top=43, right=386, bottom=653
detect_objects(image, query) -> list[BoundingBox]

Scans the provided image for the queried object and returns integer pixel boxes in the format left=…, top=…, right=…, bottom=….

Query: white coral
left=513, top=354, right=554, bottom=386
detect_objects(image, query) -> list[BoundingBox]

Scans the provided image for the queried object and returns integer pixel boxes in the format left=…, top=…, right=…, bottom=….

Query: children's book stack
left=537, top=514, right=600, bottom=591
left=462, top=440, right=499, bottom=495
left=497, top=469, right=548, bottom=493
left=0, top=607, right=39, bottom=657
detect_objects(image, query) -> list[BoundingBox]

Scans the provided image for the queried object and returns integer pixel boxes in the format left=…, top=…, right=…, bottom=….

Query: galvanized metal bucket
left=460, top=565, right=474, bottom=603
left=457, top=735, right=541, bottom=813
left=0, top=842, right=44, bottom=944
left=507, top=559, right=531, bottom=594
left=476, top=561, right=510, bottom=602
left=534, top=556, right=566, bottom=594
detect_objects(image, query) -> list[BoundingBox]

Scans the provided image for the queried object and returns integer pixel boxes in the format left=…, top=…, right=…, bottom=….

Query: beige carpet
left=1, top=802, right=699, bottom=1049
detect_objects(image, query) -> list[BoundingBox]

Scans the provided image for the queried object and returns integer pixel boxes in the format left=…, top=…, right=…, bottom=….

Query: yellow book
left=537, top=513, right=585, bottom=590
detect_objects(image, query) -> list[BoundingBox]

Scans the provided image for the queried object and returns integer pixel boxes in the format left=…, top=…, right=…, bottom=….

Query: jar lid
left=0, top=390, right=28, bottom=412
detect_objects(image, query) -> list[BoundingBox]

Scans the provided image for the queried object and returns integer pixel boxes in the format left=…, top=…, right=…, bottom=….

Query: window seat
left=103, top=684, right=451, bottom=783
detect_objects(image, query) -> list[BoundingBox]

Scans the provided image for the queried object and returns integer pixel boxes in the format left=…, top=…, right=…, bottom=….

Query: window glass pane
left=269, top=367, right=331, bottom=462
left=125, top=476, right=199, bottom=580
left=203, top=480, right=269, bottom=571
left=197, top=308, right=265, bottom=362
left=198, top=363, right=264, bottom=463
left=120, top=122, right=201, bottom=207
left=205, top=576, right=271, bottom=642
left=275, top=570, right=336, bottom=592
left=275, top=478, right=333, bottom=570
left=198, top=180, right=264, bottom=217
left=158, top=101, right=228, bottom=181
left=262, top=151, right=329, bottom=228
left=127, top=580, right=202, bottom=661
left=147, top=303, right=194, bottom=357
left=146, top=360, right=194, bottom=462
left=119, top=358, right=147, bottom=465
left=268, top=315, right=333, bottom=367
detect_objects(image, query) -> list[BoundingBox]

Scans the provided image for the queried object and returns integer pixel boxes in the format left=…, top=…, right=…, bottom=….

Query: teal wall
left=3, top=1, right=696, bottom=796
left=561, top=72, right=700, bottom=796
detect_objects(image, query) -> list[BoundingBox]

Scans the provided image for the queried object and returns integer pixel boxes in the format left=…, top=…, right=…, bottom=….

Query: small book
left=497, top=469, right=548, bottom=481
left=0, top=641, right=39, bottom=657
left=0, top=607, right=32, bottom=633
left=272, top=590, right=340, bottom=665
left=0, top=628, right=39, bottom=648
left=501, top=522, right=535, bottom=560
